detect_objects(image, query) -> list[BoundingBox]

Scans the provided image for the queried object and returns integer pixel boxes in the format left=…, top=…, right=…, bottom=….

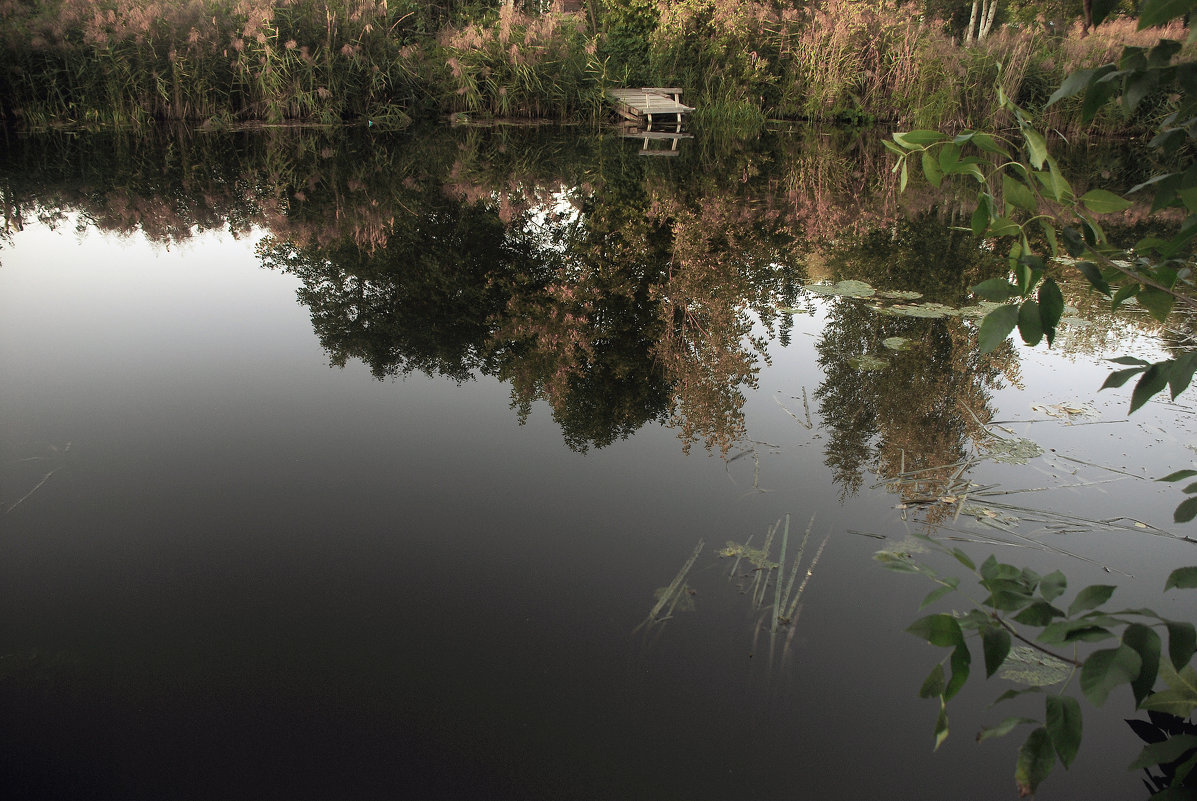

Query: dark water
left=1, top=126, right=1195, bottom=800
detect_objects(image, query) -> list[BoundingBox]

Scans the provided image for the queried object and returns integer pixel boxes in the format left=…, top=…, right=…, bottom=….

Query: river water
left=1, top=125, right=1195, bottom=800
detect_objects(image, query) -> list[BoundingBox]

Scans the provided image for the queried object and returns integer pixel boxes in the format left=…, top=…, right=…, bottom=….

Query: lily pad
left=806, top=280, right=876, bottom=298
left=777, top=306, right=809, bottom=315
left=998, top=646, right=1070, bottom=687
left=888, top=304, right=948, bottom=319
left=847, top=354, right=889, bottom=370
left=883, top=337, right=914, bottom=351
left=875, top=289, right=924, bottom=300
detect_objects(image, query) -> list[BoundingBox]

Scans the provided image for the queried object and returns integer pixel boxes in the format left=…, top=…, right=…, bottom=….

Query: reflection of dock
left=607, top=87, right=694, bottom=129
left=620, top=129, right=693, bottom=157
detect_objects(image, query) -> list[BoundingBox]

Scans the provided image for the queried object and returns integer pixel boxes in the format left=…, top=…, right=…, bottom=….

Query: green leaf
left=1160, top=470, right=1197, bottom=483
left=1176, top=496, right=1197, bottom=524
left=989, top=217, right=1021, bottom=237
left=1074, top=261, right=1111, bottom=296
left=1102, top=367, right=1147, bottom=390
left=899, top=159, right=908, bottom=193
left=1150, top=38, right=1184, bottom=65
left=1080, top=644, right=1142, bottom=706
left=1091, top=0, right=1120, bottom=26
left=921, top=581, right=958, bottom=609
left=1138, top=287, right=1176, bottom=322
left=934, top=698, right=949, bottom=750
left=1045, top=695, right=1082, bottom=768
left=1167, top=353, right=1197, bottom=399
left=1015, top=727, right=1056, bottom=797
left=1166, top=620, right=1197, bottom=669
left=1131, top=364, right=1169, bottom=413
left=1124, top=623, right=1162, bottom=706
left=971, top=194, right=993, bottom=238
left=1127, top=735, right=1197, bottom=771
left=1082, top=75, right=1120, bottom=122
left=1013, top=601, right=1066, bottom=627
left=1047, top=68, right=1097, bottom=106
left=1038, top=279, right=1064, bottom=346
left=919, top=662, right=946, bottom=698
left=1004, top=174, right=1037, bottom=213
left=1039, top=571, right=1067, bottom=603
left=920, top=148, right=942, bottom=188
left=951, top=548, right=976, bottom=571
left=1141, top=660, right=1197, bottom=717
left=1068, top=584, right=1117, bottom=617
left=977, top=716, right=1037, bottom=743
left=977, top=304, right=1020, bottom=354
left=1016, top=300, right=1043, bottom=347
left=1139, top=0, right=1195, bottom=29
left=945, top=643, right=971, bottom=701
left=908, top=614, right=964, bottom=647
left=1080, top=189, right=1133, bottom=215
left=982, top=625, right=1013, bottom=678
left=972, top=278, right=1017, bottom=302
left=894, top=129, right=950, bottom=147
left=1061, top=226, right=1086, bottom=257
left=1023, top=129, right=1048, bottom=170
left=1165, top=567, right=1197, bottom=590
left=992, top=687, right=1046, bottom=706
left=1111, top=282, right=1140, bottom=312
left=1040, top=620, right=1114, bottom=644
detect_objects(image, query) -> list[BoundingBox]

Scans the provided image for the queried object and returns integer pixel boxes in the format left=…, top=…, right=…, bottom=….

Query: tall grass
left=436, top=3, right=604, bottom=121
left=0, top=0, right=421, bottom=128
left=1, top=0, right=1192, bottom=132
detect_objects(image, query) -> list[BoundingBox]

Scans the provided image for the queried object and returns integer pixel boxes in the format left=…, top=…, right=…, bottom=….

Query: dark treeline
left=0, top=1, right=1190, bottom=132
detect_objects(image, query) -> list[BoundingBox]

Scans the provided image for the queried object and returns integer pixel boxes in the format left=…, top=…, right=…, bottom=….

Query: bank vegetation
left=0, top=0, right=1190, bottom=134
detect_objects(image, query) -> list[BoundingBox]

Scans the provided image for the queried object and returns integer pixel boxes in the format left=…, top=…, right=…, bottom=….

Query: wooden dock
left=620, top=130, right=693, bottom=156
left=607, top=87, right=694, bottom=129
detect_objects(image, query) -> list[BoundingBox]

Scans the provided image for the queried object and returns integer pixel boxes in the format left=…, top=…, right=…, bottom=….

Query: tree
left=963, top=0, right=1000, bottom=44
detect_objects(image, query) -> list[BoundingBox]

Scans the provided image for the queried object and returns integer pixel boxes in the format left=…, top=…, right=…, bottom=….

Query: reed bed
left=1, top=1, right=1191, bottom=133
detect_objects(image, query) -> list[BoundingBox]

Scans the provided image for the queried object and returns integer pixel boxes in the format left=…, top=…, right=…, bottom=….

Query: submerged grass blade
left=771, top=514, right=790, bottom=633
left=634, top=539, right=705, bottom=633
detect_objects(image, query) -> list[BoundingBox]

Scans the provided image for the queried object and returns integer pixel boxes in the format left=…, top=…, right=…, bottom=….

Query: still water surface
left=1, top=126, right=1196, bottom=800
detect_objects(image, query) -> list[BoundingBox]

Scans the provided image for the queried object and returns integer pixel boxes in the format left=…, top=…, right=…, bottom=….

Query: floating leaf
left=882, top=337, right=913, bottom=351
left=875, top=289, right=923, bottom=300
left=987, top=436, right=1044, bottom=465
left=888, top=304, right=949, bottom=318
left=847, top=354, right=889, bottom=371
left=999, top=646, right=1071, bottom=687
left=806, top=280, right=876, bottom=298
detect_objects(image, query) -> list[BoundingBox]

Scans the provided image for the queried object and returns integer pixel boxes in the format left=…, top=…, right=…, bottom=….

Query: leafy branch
left=877, top=537, right=1197, bottom=797
left=885, top=3, right=1197, bottom=418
